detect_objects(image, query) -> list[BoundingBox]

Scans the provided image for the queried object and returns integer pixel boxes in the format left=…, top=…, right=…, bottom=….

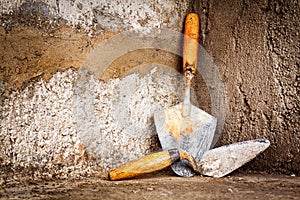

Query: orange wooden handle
left=183, top=13, right=200, bottom=76
left=108, top=149, right=180, bottom=181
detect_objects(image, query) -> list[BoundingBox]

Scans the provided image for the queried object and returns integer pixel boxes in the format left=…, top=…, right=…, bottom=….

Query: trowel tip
left=256, top=138, right=270, bottom=144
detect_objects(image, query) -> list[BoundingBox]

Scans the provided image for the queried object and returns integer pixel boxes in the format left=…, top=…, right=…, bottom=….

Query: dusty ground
left=0, top=172, right=299, bottom=200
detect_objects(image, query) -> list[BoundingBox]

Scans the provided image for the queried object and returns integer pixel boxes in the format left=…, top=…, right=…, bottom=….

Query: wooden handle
left=183, top=13, right=200, bottom=76
left=108, top=149, right=180, bottom=181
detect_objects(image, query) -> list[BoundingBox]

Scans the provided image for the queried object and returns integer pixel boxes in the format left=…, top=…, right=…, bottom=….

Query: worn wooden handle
left=108, top=149, right=180, bottom=181
left=183, top=13, right=200, bottom=76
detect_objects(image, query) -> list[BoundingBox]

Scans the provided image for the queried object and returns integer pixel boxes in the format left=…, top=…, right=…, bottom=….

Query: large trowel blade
left=154, top=102, right=217, bottom=177
left=198, top=139, right=271, bottom=177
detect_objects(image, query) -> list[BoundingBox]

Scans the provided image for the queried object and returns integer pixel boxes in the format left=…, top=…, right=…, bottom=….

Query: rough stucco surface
left=0, top=0, right=299, bottom=178
left=0, top=0, right=190, bottom=34
left=195, top=0, right=299, bottom=173
left=73, top=65, right=196, bottom=171
left=0, top=0, right=195, bottom=179
left=0, top=66, right=194, bottom=178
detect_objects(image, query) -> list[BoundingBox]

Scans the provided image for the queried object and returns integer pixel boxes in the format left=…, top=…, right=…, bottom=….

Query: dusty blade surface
left=154, top=102, right=217, bottom=177
left=198, top=139, right=270, bottom=177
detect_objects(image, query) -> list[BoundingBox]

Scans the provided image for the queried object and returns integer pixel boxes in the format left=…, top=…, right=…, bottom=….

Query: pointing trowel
left=108, top=139, right=270, bottom=181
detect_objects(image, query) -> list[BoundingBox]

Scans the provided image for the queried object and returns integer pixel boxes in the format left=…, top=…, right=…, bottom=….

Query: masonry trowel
left=108, top=139, right=270, bottom=180
left=153, top=13, right=217, bottom=177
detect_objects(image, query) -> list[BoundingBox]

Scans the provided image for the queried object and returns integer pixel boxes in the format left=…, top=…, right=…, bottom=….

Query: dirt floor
left=0, top=172, right=299, bottom=200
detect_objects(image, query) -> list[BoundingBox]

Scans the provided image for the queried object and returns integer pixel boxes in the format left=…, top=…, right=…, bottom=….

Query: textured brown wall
left=195, top=0, right=299, bottom=174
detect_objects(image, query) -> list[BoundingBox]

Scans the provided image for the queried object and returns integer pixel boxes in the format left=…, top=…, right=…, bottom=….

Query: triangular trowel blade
left=198, top=139, right=270, bottom=177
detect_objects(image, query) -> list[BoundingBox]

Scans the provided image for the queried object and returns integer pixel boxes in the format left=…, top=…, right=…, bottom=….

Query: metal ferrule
left=168, top=149, right=180, bottom=163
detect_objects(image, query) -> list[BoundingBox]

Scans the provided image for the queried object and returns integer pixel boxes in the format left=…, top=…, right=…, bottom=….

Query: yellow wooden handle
left=108, top=149, right=180, bottom=181
left=183, top=13, right=200, bottom=76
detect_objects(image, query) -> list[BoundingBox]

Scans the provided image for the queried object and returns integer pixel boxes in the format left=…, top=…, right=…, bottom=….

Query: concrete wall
left=0, top=0, right=190, bottom=34
left=0, top=0, right=299, bottom=179
left=194, top=0, right=299, bottom=174
left=0, top=0, right=194, bottom=179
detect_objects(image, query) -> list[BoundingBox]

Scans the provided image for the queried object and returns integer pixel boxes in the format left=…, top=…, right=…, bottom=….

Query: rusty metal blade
left=154, top=102, right=217, bottom=177
left=198, top=139, right=270, bottom=177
